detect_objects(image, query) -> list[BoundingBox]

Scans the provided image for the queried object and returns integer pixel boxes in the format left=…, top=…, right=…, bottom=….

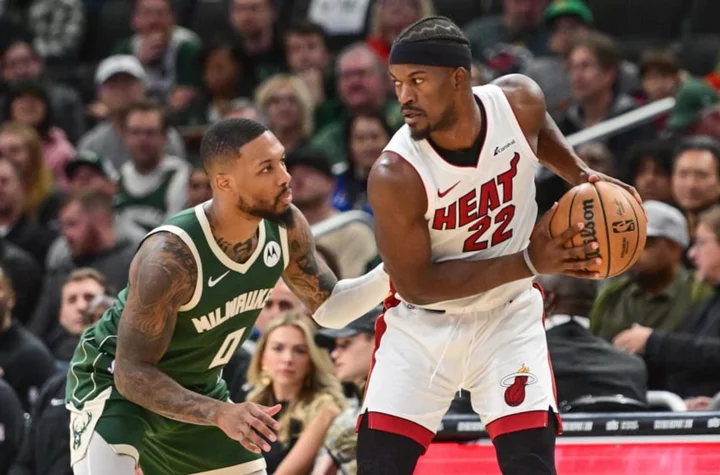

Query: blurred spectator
left=64, top=150, right=118, bottom=195
left=287, top=148, right=378, bottom=278
left=576, top=141, right=616, bottom=177
left=0, top=238, right=42, bottom=324
left=0, top=264, right=57, bottom=410
left=671, top=136, right=720, bottom=233
left=613, top=205, right=720, bottom=401
left=0, top=38, right=86, bottom=142
left=9, top=293, right=114, bottom=475
left=222, top=97, right=269, bottom=123
left=256, top=74, right=314, bottom=156
left=523, top=0, right=639, bottom=120
left=224, top=278, right=307, bottom=403
left=640, top=49, right=682, bottom=103
left=79, top=55, right=186, bottom=170
left=3, top=81, right=75, bottom=187
left=313, top=307, right=380, bottom=475
left=312, top=43, right=402, bottom=173
left=0, top=158, right=57, bottom=267
left=0, top=377, right=24, bottom=474
left=27, top=0, right=85, bottom=64
left=171, top=41, right=257, bottom=127
left=114, top=102, right=190, bottom=232
left=284, top=20, right=332, bottom=107
left=0, top=122, right=61, bottom=227
left=246, top=312, right=344, bottom=475
left=559, top=32, right=654, bottom=177
left=47, top=268, right=111, bottom=361
left=333, top=112, right=392, bottom=214
left=29, top=190, right=139, bottom=344
left=365, top=0, right=435, bottom=63
left=229, top=0, right=286, bottom=81
left=537, top=275, right=648, bottom=408
left=470, top=61, right=491, bottom=87
left=626, top=139, right=675, bottom=203
left=464, top=0, right=549, bottom=68
left=115, top=0, right=202, bottom=110
left=187, top=167, right=211, bottom=207
left=592, top=201, right=710, bottom=342
left=666, top=79, right=719, bottom=136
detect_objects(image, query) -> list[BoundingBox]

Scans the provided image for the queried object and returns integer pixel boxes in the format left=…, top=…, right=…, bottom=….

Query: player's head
left=200, top=118, right=293, bottom=224
left=389, top=16, right=472, bottom=140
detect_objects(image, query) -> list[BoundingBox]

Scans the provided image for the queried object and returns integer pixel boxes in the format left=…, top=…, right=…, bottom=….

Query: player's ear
left=214, top=173, right=233, bottom=193
left=451, top=67, right=468, bottom=89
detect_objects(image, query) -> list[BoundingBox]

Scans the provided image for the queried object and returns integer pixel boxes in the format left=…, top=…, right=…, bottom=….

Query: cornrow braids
left=394, top=16, right=470, bottom=46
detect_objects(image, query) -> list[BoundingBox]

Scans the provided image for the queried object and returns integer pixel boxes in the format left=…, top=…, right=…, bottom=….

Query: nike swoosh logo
left=50, top=398, right=65, bottom=407
left=438, top=181, right=460, bottom=198
left=208, top=271, right=230, bottom=287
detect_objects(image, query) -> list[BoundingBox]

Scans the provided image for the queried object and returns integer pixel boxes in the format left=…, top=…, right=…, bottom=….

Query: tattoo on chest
left=216, top=233, right=258, bottom=264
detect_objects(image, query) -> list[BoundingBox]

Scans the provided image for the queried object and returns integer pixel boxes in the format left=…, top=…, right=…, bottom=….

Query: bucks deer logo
left=501, top=364, right=538, bottom=407
left=72, top=412, right=93, bottom=450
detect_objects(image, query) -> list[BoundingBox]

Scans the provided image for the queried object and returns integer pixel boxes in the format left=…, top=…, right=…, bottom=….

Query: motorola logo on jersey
left=432, top=153, right=519, bottom=252
left=263, top=241, right=281, bottom=267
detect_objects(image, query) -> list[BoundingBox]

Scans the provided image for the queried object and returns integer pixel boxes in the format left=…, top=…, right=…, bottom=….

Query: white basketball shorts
left=358, top=283, right=562, bottom=451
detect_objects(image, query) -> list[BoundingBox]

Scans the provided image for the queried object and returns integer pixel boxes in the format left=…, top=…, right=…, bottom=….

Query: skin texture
left=114, top=130, right=338, bottom=454
left=372, top=68, right=639, bottom=305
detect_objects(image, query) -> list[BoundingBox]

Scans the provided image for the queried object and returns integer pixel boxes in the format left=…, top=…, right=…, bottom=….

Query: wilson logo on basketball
left=501, top=364, right=537, bottom=407
left=611, top=220, right=636, bottom=234
left=580, top=199, right=601, bottom=259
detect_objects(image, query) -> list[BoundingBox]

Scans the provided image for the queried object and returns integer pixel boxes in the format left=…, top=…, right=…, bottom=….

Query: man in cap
left=591, top=200, right=711, bottom=342
left=314, top=306, right=380, bottom=475
left=666, top=78, right=720, bottom=133
left=78, top=55, right=186, bottom=170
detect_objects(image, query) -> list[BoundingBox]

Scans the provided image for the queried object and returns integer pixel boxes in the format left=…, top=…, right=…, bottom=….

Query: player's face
left=220, top=131, right=293, bottom=223
left=330, top=333, right=374, bottom=384
left=262, top=325, right=311, bottom=388
left=390, top=64, right=458, bottom=140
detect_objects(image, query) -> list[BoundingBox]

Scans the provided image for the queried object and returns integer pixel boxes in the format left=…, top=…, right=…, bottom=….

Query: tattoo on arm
left=283, top=208, right=338, bottom=312
left=114, top=232, right=227, bottom=426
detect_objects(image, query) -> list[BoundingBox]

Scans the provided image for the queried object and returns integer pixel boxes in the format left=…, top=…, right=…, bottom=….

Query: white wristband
left=523, top=248, right=539, bottom=276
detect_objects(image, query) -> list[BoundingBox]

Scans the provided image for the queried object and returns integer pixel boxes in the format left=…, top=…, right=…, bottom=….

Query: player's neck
left=428, top=96, right=483, bottom=151
left=205, top=200, right=261, bottom=247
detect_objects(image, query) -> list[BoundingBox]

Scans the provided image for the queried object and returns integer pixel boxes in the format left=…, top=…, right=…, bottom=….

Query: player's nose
left=396, top=83, right=416, bottom=105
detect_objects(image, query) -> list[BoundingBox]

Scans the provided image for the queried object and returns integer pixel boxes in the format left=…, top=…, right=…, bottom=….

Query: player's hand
left=527, top=202, right=603, bottom=279
left=215, top=402, right=282, bottom=454
left=584, top=170, right=642, bottom=205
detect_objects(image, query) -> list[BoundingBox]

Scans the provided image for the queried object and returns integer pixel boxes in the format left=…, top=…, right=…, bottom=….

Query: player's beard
left=236, top=189, right=294, bottom=227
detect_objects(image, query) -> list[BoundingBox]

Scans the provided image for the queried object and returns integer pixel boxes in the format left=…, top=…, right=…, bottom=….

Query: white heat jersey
left=384, top=84, right=539, bottom=312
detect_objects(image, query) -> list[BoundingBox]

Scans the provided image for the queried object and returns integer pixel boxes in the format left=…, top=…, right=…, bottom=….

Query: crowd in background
left=1, top=0, right=720, bottom=474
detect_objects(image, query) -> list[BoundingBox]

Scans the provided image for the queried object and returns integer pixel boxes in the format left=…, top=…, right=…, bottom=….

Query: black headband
left=389, top=41, right=472, bottom=70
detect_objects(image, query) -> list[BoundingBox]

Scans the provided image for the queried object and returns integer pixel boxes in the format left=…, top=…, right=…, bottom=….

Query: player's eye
left=412, top=78, right=424, bottom=85
left=393, top=80, right=402, bottom=88
left=261, top=166, right=272, bottom=173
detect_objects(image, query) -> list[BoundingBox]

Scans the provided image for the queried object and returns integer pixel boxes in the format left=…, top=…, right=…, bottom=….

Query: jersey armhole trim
left=146, top=225, right=204, bottom=312
left=279, top=224, right=290, bottom=269
left=387, top=150, right=436, bottom=220
left=488, top=84, right=540, bottom=164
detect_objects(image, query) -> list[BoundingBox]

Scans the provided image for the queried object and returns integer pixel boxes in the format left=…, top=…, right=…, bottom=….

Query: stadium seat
left=646, top=391, right=687, bottom=411
left=561, top=395, right=649, bottom=413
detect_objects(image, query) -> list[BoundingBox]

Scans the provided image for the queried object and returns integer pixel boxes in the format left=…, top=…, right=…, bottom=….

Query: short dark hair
left=626, top=139, right=675, bottom=182
left=64, top=268, right=112, bottom=295
left=62, top=189, right=114, bottom=216
left=200, top=118, right=268, bottom=170
left=674, top=135, right=720, bottom=176
left=565, top=32, right=620, bottom=71
left=639, top=49, right=680, bottom=78
left=285, top=19, right=328, bottom=44
left=122, top=101, right=168, bottom=132
left=394, top=16, right=470, bottom=46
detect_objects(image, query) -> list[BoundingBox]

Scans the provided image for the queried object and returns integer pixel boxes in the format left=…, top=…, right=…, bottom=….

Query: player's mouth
left=277, top=188, right=293, bottom=206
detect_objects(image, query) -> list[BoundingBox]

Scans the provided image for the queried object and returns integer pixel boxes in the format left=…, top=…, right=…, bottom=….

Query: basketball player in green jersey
left=65, top=118, right=388, bottom=475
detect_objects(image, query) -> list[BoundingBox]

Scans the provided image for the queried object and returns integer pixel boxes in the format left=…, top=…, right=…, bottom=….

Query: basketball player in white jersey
left=357, top=17, right=640, bottom=474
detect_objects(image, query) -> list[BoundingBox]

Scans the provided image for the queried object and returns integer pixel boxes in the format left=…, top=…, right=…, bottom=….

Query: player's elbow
left=113, top=358, right=140, bottom=400
left=391, top=279, right=437, bottom=306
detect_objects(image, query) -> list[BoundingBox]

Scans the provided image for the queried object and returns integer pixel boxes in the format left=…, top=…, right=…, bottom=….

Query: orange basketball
left=549, top=181, right=647, bottom=279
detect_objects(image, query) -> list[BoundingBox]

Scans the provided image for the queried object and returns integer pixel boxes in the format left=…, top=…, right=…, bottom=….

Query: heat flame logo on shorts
left=501, top=364, right=538, bottom=407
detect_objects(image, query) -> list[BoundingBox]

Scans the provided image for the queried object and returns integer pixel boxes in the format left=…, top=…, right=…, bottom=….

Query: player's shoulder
left=490, top=74, right=546, bottom=108
left=371, top=150, right=422, bottom=187
left=136, top=230, right=195, bottom=269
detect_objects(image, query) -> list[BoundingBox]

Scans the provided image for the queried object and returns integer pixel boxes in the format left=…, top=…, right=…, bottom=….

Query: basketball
left=549, top=181, right=647, bottom=279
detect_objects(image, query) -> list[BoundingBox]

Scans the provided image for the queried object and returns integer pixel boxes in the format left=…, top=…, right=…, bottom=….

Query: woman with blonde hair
left=247, top=312, right=345, bottom=474
left=0, top=122, right=58, bottom=221
left=256, top=74, right=315, bottom=156
left=366, top=0, right=436, bottom=62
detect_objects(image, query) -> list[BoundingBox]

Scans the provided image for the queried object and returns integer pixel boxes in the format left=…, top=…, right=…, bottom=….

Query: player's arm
left=368, top=154, right=600, bottom=306
left=494, top=74, right=640, bottom=202
left=114, top=232, right=281, bottom=452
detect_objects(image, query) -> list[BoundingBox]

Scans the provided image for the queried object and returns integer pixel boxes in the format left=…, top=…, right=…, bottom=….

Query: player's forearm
left=393, top=252, right=532, bottom=306
left=115, top=360, right=229, bottom=426
left=537, top=112, right=590, bottom=186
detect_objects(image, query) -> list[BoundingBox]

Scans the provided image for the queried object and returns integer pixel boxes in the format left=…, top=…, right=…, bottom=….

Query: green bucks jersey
left=68, top=203, right=289, bottom=405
